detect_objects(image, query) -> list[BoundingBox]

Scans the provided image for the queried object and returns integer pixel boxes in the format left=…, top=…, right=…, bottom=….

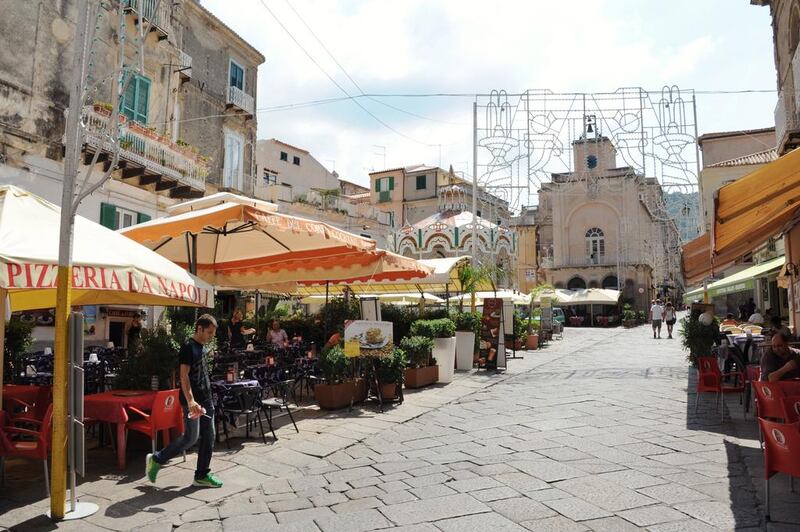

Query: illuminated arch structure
left=392, top=185, right=517, bottom=287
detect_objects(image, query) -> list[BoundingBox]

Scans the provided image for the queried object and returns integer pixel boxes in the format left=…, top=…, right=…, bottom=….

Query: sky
left=202, top=0, right=777, bottom=189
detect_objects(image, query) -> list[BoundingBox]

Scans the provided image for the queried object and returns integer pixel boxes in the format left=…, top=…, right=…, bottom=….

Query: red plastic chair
left=757, top=418, right=800, bottom=521
left=695, top=357, right=745, bottom=421
left=125, top=389, right=183, bottom=455
left=753, top=382, right=800, bottom=423
left=0, top=404, right=53, bottom=495
left=7, top=385, right=52, bottom=428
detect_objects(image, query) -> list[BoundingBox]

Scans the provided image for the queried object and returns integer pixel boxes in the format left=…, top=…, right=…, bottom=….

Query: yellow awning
left=714, top=147, right=800, bottom=263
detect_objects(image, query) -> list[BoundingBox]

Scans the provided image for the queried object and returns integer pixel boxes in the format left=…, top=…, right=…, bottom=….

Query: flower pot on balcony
left=128, top=121, right=148, bottom=135
left=314, top=380, right=355, bottom=410
left=92, top=103, right=112, bottom=117
left=455, top=331, right=475, bottom=370
left=404, top=366, right=438, bottom=389
left=433, top=337, right=456, bottom=384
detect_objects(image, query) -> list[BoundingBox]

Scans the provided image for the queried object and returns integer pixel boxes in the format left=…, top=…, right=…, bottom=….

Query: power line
left=283, top=0, right=465, bottom=126
left=256, top=0, right=440, bottom=146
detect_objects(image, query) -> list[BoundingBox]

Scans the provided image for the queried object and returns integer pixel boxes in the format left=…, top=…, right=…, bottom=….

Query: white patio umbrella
left=448, top=289, right=531, bottom=306
left=0, top=185, right=214, bottom=404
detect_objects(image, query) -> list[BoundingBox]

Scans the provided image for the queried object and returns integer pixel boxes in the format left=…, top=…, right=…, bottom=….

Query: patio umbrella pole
left=0, top=288, right=5, bottom=410
left=51, top=0, right=89, bottom=519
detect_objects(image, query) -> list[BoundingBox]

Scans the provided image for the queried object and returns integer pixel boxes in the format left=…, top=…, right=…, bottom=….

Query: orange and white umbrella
left=121, top=193, right=431, bottom=288
left=0, top=186, right=214, bottom=311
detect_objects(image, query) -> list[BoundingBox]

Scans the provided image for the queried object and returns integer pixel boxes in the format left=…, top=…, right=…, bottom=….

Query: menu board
left=541, top=296, right=553, bottom=331
left=479, top=298, right=505, bottom=370
left=343, top=320, right=394, bottom=357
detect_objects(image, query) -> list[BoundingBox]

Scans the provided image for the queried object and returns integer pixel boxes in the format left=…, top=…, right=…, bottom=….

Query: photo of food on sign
left=344, top=320, right=394, bottom=356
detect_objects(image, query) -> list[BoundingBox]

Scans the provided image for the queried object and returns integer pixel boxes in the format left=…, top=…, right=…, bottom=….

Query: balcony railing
left=178, top=50, right=192, bottom=79
left=83, top=107, right=207, bottom=192
left=227, top=86, right=254, bottom=115
left=123, top=0, right=173, bottom=40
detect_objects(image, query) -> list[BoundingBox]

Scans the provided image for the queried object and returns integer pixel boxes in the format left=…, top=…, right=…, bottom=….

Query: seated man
left=760, top=332, right=800, bottom=382
left=720, top=313, right=738, bottom=327
left=748, top=308, right=765, bottom=325
left=767, top=315, right=792, bottom=338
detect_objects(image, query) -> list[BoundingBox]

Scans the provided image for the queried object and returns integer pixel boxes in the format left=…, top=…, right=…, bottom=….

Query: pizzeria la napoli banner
left=2, top=262, right=212, bottom=307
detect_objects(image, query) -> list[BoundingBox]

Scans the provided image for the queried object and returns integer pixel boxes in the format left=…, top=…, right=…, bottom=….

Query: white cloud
left=202, top=0, right=776, bottom=188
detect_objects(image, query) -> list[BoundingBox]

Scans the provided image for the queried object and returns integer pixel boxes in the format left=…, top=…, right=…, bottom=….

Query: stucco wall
left=255, top=140, right=338, bottom=196
left=699, top=131, right=775, bottom=168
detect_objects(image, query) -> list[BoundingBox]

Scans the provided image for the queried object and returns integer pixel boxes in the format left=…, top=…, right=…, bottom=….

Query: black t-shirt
left=760, top=347, right=800, bottom=381
left=178, top=338, right=213, bottom=412
left=229, top=321, right=245, bottom=348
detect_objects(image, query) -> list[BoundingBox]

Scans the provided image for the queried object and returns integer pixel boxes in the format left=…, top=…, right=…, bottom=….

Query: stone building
left=255, top=138, right=340, bottom=199
left=536, top=135, right=682, bottom=309
left=0, top=0, right=263, bottom=347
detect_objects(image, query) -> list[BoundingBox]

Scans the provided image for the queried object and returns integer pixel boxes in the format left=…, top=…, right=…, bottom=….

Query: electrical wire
left=255, top=0, right=441, bottom=147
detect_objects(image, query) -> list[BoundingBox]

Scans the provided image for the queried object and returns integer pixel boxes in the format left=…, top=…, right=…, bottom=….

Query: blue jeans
left=153, top=406, right=215, bottom=480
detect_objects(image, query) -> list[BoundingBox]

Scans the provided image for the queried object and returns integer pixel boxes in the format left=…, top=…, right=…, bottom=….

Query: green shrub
left=452, top=311, right=481, bottom=333
left=679, top=313, right=719, bottom=367
left=410, top=318, right=455, bottom=339
left=376, top=348, right=407, bottom=383
left=400, top=336, right=433, bottom=368
left=115, top=326, right=180, bottom=390
left=4, top=316, right=35, bottom=383
left=622, top=303, right=636, bottom=321
left=513, top=312, right=528, bottom=344
left=319, top=345, right=350, bottom=384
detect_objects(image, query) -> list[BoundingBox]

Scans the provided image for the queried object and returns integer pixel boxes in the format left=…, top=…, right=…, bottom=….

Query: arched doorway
left=602, top=275, right=618, bottom=289
left=567, top=276, right=586, bottom=290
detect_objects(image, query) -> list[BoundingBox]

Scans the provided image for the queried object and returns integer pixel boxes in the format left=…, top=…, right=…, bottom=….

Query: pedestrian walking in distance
left=146, top=314, right=223, bottom=488
left=650, top=299, right=665, bottom=339
left=664, top=301, right=677, bottom=339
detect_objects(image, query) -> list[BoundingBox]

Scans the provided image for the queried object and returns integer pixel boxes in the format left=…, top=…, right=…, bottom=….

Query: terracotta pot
left=526, top=333, right=539, bottom=350
left=353, top=378, right=367, bottom=403
left=404, top=365, right=438, bottom=389
left=379, top=383, right=396, bottom=400
left=314, top=380, right=355, bottom=410
left=93, top=104, right=112, bottom=116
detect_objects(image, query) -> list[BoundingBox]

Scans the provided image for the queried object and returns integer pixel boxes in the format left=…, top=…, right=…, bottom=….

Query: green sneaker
left=146, top=453, right=161, bottom=484
left=192, top=473, right=223, bottom=488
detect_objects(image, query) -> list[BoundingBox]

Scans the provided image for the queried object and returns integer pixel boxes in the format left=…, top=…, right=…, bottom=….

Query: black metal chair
left=217, top=386, right=268, bottom=448
left=260, top=379, right=299, bottom=439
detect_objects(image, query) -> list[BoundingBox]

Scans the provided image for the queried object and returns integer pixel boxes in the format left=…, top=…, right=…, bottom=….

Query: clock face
left=587, top=155, right=598, bottom=169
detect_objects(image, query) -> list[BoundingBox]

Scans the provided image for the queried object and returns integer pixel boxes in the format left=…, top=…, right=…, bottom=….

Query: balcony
left=123, top=0, right=173, bottom=41
left=81, top=106, right=207, bottom=198
left=226, top=86, right=254, bottom=116
left=178, top=50, right=192, bottom=80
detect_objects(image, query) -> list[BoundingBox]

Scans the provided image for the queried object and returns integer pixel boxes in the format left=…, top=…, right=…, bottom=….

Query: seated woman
left=267, top=320, right=289, bottom=348
left=760, top=332, right=800, bottom=382
left=720, top=313, right=738, bottom=327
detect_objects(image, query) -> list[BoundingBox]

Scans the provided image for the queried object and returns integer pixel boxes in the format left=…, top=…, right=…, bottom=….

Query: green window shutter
left=388, top=176, right=395, bottom=190
left=375, top=179, right=381, bottom=192
left=119, top=74, right=150, bottom=124
left=100, top=203, right=117, bottom=229
left=137, top=212, right=151, bottom=224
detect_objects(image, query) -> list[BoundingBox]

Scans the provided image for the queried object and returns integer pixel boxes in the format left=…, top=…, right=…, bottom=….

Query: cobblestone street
left=2, top=322, right=797, bottom=531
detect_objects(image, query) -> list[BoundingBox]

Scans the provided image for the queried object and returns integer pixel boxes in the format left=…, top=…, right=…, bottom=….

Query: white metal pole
left=472, top=101, right=478, bottom=266
left=51, top=0, right=90, bottom=519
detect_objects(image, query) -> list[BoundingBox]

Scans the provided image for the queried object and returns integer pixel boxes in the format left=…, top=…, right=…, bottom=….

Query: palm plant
left=456, top=263, right=490, bottom=312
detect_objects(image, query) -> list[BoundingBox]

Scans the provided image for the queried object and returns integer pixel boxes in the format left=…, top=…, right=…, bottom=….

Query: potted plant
left=375, top=348, right=407, bottom=399
left=400, top=336, right=437, bottom=388
left=622, top=304, right=637, bottom=328
left=637, top=310, right=647, bottom=325
left=4, top=316, right=35, bottom=383
left=679, top=311, right=720, bottom=367
left=92, top=101, right=114, bottom=116
left=314, top=346, right=354, bottom=410
left=513, top=312, right=528, bottom=350
left=526, top=323, right=539, bottom=350
left=411, top=318, right=456, bottom=383
left=453, top=311, right=480, bottom=370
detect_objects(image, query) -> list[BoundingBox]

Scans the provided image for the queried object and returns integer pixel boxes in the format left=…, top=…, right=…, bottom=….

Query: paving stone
left=176, top=521, right=222, bottom=532
left=324, top=466, right=380, bottom=485
left=470, top=486, right=520, bottom=502
left=646, top=519, right=720, bottom=532
left=409, top=483, right=457, bottom=499
left=520, top=515, right=590, bottom=531
left=434, top=512, right=529, bottom=531
left=181, top=506, right=221, bottom=522
left=379, top=480, right=410, bottom=493
left=445, top=476, right=503, bottom=493
left=378, top=489, right=418, bottom=505
left=329, top=496, right=382, bottom=513
left=275, top=506, right=336, bottom=524
left=582, top=516, right=641, bottom=532
left=553, top=476, right=656, bottom=512
left=221, top=513, right=278, bottom=531
left=616, top=505, right=689, bottom=526
left=593, top=469, right=667, bottom=489
left=542, top=497, right=613, bottom=521
left=637, top=483, right=712, bottom=505
left=378, top=493, right=489, bottom=525
left=488, top=497, right=557, bottom=522
left=268, top=497, right=313, bottom=513
left=218, top=499, right=270, bottom=519
left=403, top=473, right=450, bottom=488
left=673, top=500, right=761, bottom=529
left=311, top=492, right=349, bottom=507
left=315, top=509, right=391, bottom=531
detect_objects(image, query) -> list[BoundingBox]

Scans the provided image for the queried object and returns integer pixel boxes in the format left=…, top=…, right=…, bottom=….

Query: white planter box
left=433, top=336, right=456, bottom=383
left=455, top=331, right=475, bottom=370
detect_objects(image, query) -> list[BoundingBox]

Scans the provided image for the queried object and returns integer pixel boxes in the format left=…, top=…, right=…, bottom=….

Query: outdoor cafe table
left=84, top=390, right=160, bottom=470
left=1, top=384, right=40, bottom=411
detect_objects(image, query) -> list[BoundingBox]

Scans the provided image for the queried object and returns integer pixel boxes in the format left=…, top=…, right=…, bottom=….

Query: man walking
left=146, top=314, right=223, bottom=488
left=650, top=299, right=665, bottom=339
